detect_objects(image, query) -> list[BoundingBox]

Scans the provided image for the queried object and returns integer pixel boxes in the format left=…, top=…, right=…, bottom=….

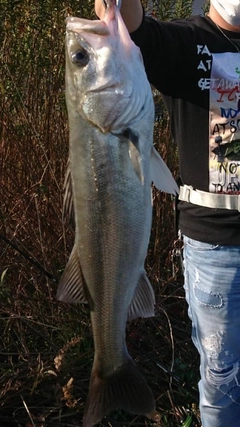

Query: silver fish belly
left=57, top=1, right=178, bottom=426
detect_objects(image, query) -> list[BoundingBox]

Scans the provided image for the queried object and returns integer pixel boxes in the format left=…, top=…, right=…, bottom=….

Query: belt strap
left=179, top=185, right=240, bottom=211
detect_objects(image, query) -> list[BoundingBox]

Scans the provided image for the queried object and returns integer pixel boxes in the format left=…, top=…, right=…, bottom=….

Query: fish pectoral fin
left=125, top=128, right=144, bottom=185
left=127, top=271, right=155, bottom=322
left=82, top=359, right=157, bottom=427
left=56, top=245, right=88, bottom=304
left=63, top=157, right=75, bottom=230
left=150, top=147, right=179, bottom=195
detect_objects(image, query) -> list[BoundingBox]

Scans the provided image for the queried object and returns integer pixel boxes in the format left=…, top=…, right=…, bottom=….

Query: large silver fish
left=57, top=1, right=178, bottom=426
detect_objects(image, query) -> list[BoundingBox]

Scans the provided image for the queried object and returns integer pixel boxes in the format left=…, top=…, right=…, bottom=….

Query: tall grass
left=0, top=1, right=201, bottom=426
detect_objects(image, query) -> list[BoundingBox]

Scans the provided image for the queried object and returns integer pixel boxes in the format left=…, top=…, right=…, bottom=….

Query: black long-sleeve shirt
left=131, top=13, right=240, bottom=245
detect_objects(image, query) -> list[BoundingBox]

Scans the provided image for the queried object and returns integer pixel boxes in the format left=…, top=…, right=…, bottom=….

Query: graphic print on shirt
left=209, top=53, right=240, bottom=194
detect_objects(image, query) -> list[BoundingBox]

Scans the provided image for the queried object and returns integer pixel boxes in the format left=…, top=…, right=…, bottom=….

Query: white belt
left=179, top=185, right=240, bottom=211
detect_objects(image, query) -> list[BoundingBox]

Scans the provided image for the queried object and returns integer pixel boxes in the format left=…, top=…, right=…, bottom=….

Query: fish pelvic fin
left=56, top=244, right=88, bottom=304
left=150, top=147, right=179, bottom=195
left=82, top=359, right=157, bottom=427
left=124, top=128, right=144, bottom=185
left=127, top=271, right=155, bottom=322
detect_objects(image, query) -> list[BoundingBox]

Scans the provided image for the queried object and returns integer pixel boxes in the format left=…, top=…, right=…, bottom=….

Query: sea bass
left=57, top=1, right=178, bottom=426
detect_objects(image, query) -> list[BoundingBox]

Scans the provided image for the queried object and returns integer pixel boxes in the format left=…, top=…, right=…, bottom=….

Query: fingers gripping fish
left=103, top=0, right=122, bottom=8
left=57, top=0, right=178, bottom=426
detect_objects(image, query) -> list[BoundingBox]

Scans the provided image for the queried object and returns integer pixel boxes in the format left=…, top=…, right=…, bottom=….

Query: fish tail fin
left=82, top=360, right=159, bottom=427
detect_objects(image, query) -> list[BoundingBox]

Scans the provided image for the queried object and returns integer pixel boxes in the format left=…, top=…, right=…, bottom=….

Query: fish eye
left=71, top=49, right=89, bottom=66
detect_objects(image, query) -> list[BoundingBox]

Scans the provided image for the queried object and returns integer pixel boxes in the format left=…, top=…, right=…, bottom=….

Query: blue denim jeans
left=183, top=236, right=240, bottom=427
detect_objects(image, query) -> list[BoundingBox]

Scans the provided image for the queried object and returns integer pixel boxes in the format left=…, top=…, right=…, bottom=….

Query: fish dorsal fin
left=124, top=129, right=144, bottom=185
left=127, top=271, right=155, bottom=321
left=57, top=245, right=88, bottom=304
left=150, top=147, right=179, bottom=195
left=63, top=158, right=75, bottom=230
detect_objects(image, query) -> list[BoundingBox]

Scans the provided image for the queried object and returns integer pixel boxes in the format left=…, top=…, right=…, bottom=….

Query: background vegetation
left=1, top=1, right=207, bottom=426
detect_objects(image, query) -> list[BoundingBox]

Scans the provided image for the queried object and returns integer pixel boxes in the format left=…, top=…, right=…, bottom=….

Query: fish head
left=65, top=3, right=153, bottom=133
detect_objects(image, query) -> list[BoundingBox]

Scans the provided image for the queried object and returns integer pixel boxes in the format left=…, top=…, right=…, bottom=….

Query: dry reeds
left=0, top=1, right=200, bottom=426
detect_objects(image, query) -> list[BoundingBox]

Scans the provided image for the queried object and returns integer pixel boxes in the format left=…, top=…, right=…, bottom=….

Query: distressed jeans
left=183, top=236, right=240, bottom=427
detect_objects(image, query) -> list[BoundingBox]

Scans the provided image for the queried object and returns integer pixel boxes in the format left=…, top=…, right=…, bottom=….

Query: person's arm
left=95, top=0, right=143, bottom=33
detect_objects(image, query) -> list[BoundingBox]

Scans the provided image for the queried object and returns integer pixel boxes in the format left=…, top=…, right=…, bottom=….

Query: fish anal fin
left=82, top=360, right=157, bottom=427
left=127, top=271, right=155, bottom=322
left=151, top=147, right=179, bottom=195
left=57, top=245, right=88, bottom=304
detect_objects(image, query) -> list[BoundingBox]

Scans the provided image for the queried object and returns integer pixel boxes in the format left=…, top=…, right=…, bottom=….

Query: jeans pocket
left=184, top=236, right=219, bottom=251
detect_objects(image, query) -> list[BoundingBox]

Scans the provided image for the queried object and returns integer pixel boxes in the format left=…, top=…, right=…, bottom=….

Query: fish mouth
left=66, top=17, right=110, bottom=36
left=88, top=84, right=132, bottom=98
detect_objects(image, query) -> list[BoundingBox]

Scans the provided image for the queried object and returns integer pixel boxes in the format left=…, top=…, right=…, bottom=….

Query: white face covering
left=211, top=0, right=240, bottom=26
